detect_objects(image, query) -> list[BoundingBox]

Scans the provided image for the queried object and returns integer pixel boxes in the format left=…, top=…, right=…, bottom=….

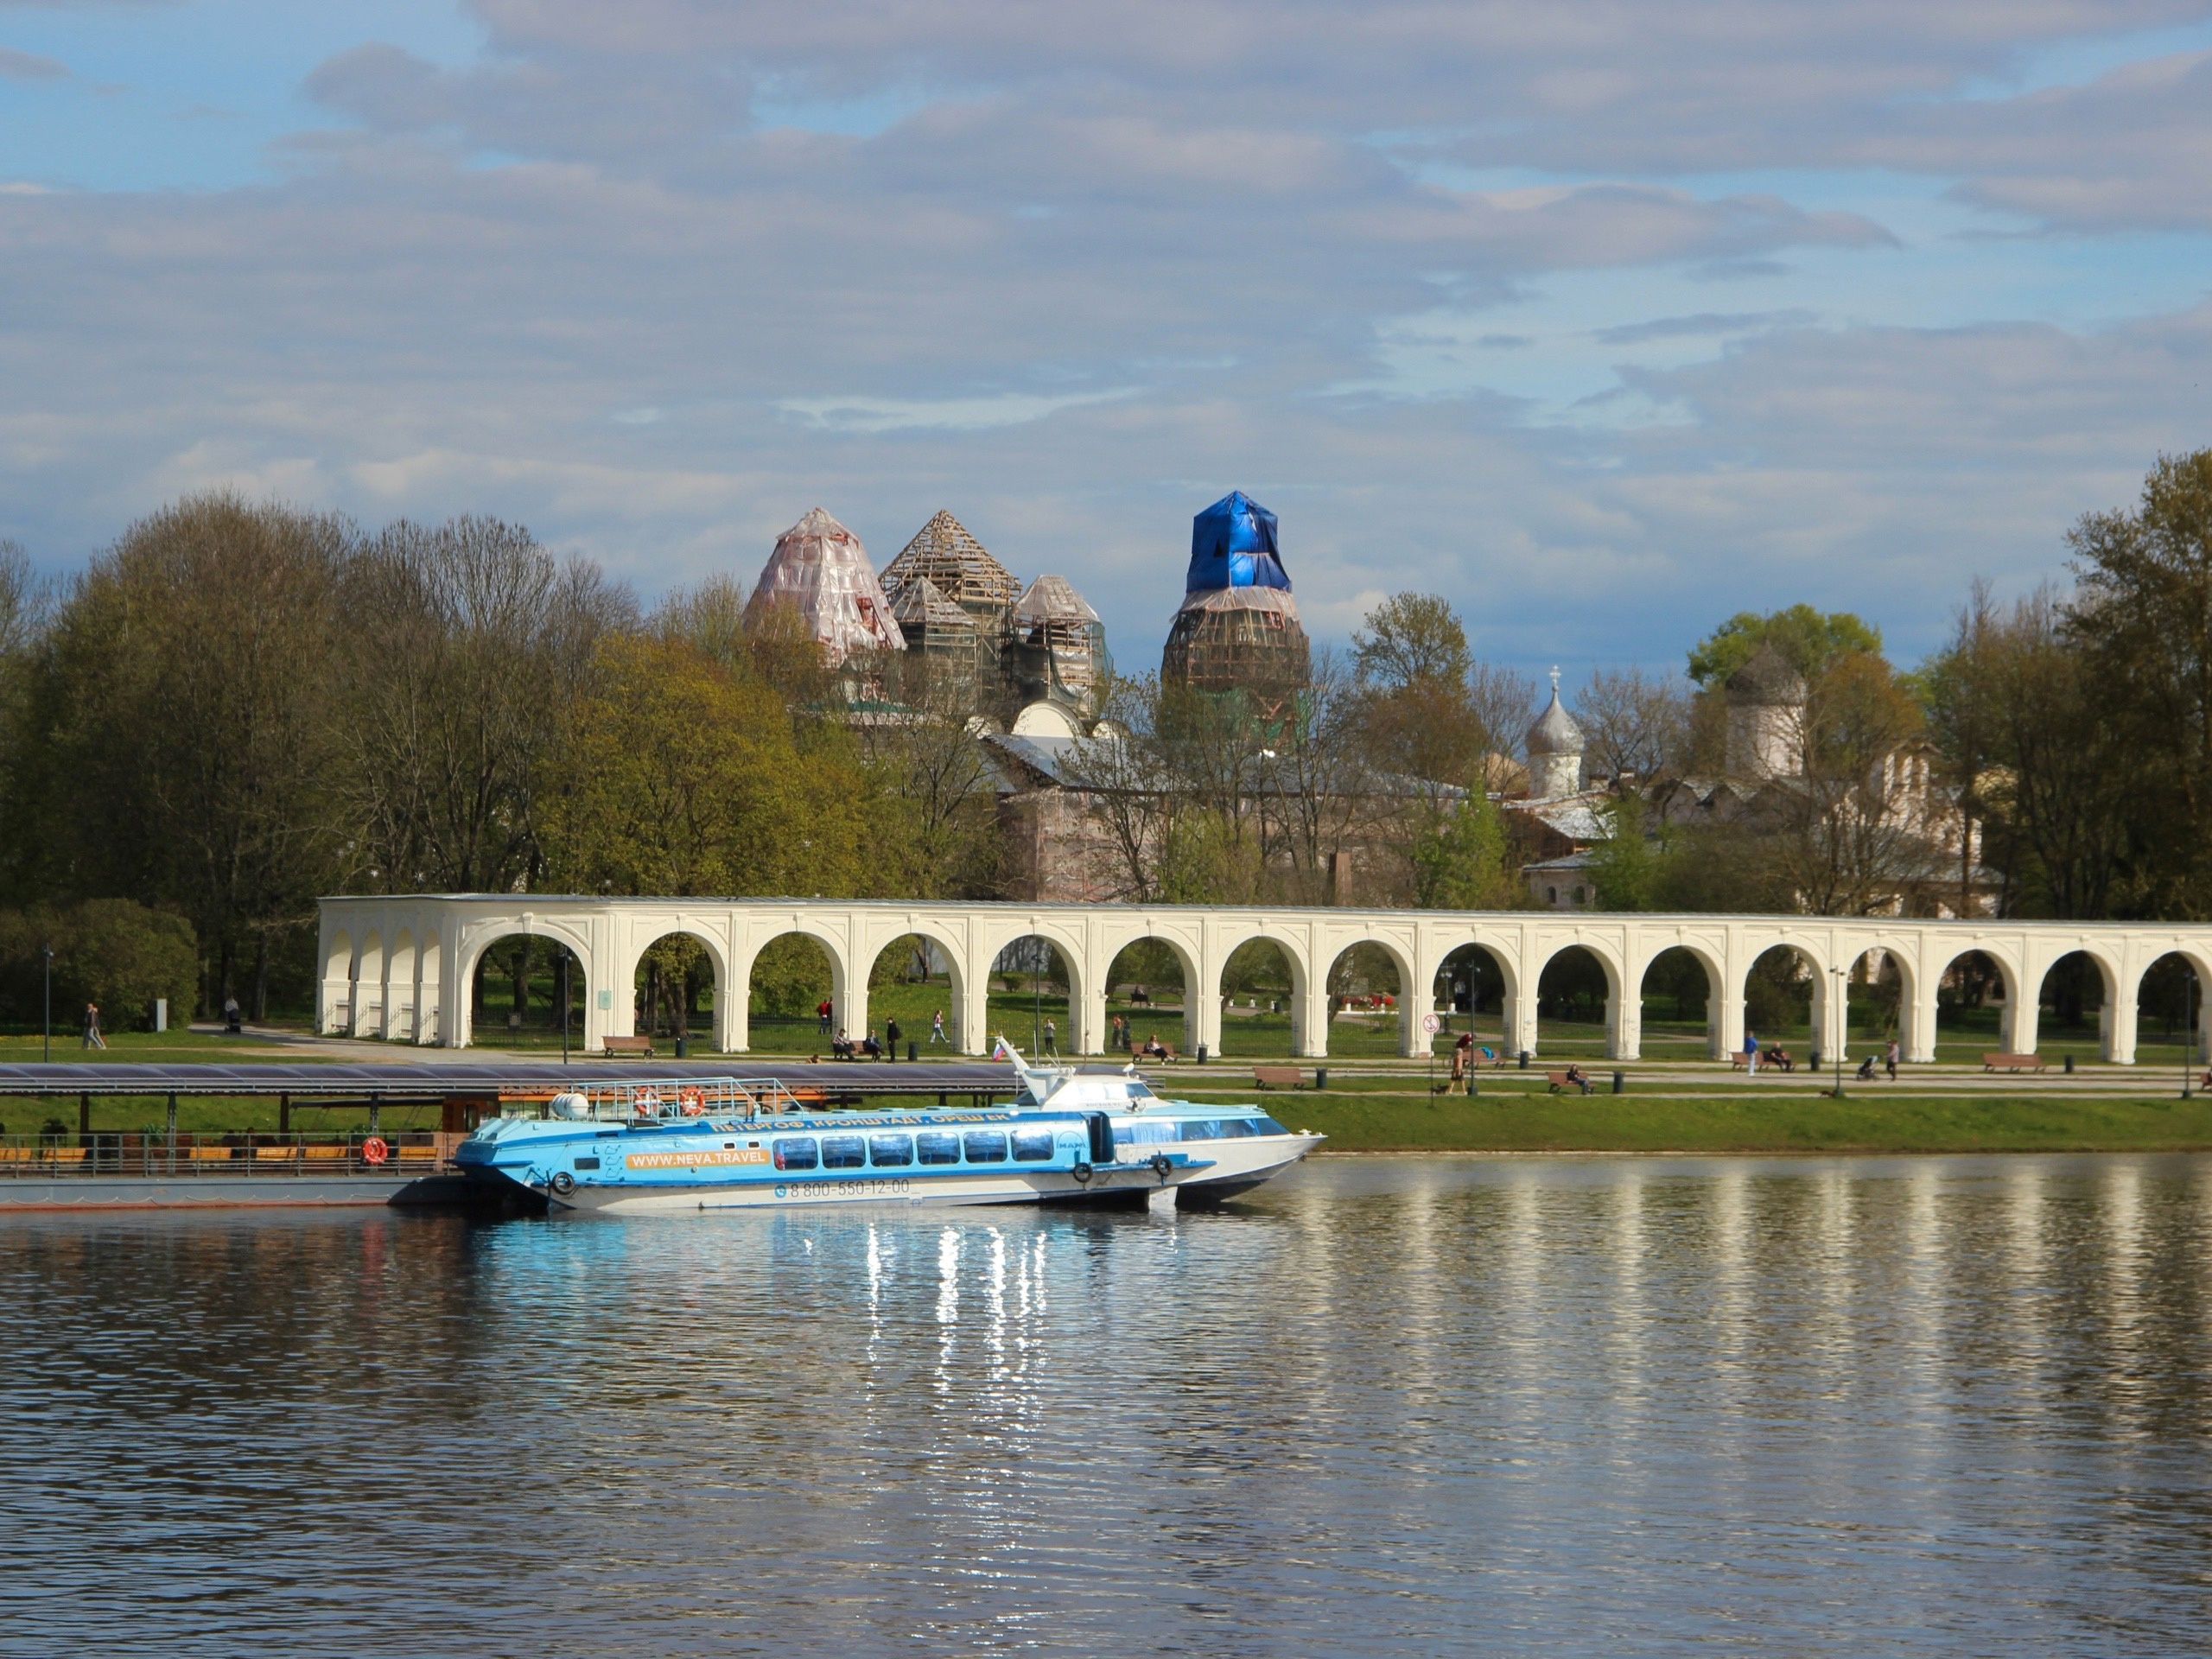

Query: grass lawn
left=1189, top=1089, right=2212, bottom=1154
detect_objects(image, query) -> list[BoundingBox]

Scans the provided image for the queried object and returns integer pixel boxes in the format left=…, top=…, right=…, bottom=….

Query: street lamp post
left=2185, top=969, right=2196, bottom=1101
left=1830, top=966, right=1848, bottom=1098
left=41, top=943, right=53, bottom=1063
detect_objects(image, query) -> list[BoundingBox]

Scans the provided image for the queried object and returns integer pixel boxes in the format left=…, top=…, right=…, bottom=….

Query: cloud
left=2, top=0, right=2209, bottom=683
left=0, top=45, right=67, bottom=81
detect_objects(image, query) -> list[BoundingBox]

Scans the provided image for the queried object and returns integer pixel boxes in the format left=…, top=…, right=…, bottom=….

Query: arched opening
left=388, top=931, right=416, bottom=1041
left=1742, top=944, right=1821, bottom=1071
left=632, top=932, right=722, bottom=1052
left=354, top=932, right=384, bottom=1036
left=2037, top=950, right=2110, bottom=1064
left=866, top=932, right=964, bottom=1057
left=1325, top=943, right=1406, bottom=1058
left=1433, top=943, right=1511, bottom=1052
left=1536, top=944, right=1614, bottom=1059
left=1638, top=945, right=1719, bottom=1058
left=1837, top=948, right=1904, bottom=1071
left=1105, top=938, right=1192, bottom=1058
left=990, top=936, right=1071, bottom=1059
left=1215, top=938, right=1300, bottom=1058
left=746, top=933, right=838, bottom=1055
left=1934, top=949, right=2011, bottom=1064
left=322, top=931, right=352, bottom=1033
left=467, top=934, right=585, bottom=1052
left=2135, top=953, right=2203, bottom=1070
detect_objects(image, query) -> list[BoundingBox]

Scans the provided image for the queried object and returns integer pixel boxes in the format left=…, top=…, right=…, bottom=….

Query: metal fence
left=0, top=1131, right=463, bottom=1179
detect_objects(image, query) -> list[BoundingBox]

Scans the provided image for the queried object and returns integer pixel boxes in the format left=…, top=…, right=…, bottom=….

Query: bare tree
left=335, top=517, right=633, bottom=893
left=1465, top=662, right=1538, bottom=763
left=1573, top=665, right=1690, bottom=779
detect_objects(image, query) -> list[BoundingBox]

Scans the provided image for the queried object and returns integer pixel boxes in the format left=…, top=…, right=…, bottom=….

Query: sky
left=3, top=1, right=2210, bottom=687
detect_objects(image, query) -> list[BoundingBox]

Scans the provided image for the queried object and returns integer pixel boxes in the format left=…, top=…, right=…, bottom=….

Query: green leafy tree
left=1687, top=605, right=1883, bottom=687
left=1408, top=788, right=1520, bottom=910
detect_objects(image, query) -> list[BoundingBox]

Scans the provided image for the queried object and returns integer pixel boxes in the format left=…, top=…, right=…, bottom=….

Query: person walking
left=1744, top=1030, right=1759, bottom=1075
left=1043, top=1018, right=1058, bottom=1058
left=886, top=1016, right=902, bottom=1058
left=929, top=1009, right=947, bottom=1047
left=1885, top=1037, right=1900, bottom=1081
left=1446, top=1032, right=1470, bottom=1096
left=83, top=1001, right=105, bottom=1051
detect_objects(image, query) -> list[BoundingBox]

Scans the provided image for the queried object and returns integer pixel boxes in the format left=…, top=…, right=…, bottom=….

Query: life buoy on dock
left=361, top=1136, right=390, bottom=1166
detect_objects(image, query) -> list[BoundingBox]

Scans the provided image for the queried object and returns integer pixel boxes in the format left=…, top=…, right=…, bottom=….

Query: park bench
left=1982, top=1052, right=2047, bottom=1072
left=1252, top=1065, right=1305, bottom=1090
left=599, top=1035, right=654, bottom=1058
left=1547, top=1070, right=1594, bottom=1096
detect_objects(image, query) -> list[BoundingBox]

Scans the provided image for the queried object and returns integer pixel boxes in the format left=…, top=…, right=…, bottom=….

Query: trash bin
left=2064, top=1053, right=2075, bottom=1074
left=674, top=1036, right=688, bottom=1058
left=1315, top=1067, right=1328, bottom=1091
left=1518, top=1050, right=1529, bottom=1070
left=1197, top=1044, right=1208, bottom=1064
left=1612, top=1070, right=1625, bottom=1095
left=909, top=1040, right=918, bottom=1063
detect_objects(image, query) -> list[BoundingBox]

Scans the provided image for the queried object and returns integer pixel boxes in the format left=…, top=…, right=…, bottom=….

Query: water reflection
left=7, top=1157, right=2212, bottom=1655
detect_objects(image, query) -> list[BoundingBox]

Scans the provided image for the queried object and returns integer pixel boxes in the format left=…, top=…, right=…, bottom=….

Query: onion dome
left=1526, top=671, right=1585, bottom=757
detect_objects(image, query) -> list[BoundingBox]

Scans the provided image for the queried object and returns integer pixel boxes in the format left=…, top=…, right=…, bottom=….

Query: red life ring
left=361, top=1136, right=390, bottom=1166
left=679, top=1088, right=705, bottom=1116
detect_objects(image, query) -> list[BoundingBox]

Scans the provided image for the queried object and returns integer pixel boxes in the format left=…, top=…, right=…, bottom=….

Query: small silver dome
left=1526, top=673, right=1584, bottom=758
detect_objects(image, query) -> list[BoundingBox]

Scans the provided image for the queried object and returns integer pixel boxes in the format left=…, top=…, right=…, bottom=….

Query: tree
left=538, top=632, right=868, bottom=899
left=1924, top=583, right=2127, bottom=919
left=1406, top=786, right=1520, bottom=910
left=1588, top=791, right=1673, bottom=910
left=20, top=493, right=350, bottom=1014
left=334, top=517, right=632, bottom=893
left=2064, top=448, right=2212, bottom=916
left=1352, top=593, right=1472, bottom=689
left=1573, top=666, right=1689, bottom=780
left=1687, top=604, right=1883, bottom=687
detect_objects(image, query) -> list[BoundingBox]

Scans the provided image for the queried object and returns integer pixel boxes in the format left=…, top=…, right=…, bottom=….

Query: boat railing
left=0, top=1131, right=460, bottom=1179
left=597, top=1077, right=810, bottom=1122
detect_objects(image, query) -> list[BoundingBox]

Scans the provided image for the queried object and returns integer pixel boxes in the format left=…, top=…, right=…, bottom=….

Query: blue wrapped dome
left=1186, top=491, right=1291, bottom=594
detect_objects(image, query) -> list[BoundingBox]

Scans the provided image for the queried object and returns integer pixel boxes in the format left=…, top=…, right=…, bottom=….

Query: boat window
left=1010, top=1130, right=1055, bottom=1163
left=1180, top=1120, right=1223, bottom=1141
left=820, top=1135, right=866, bottom=1169
left=773, top=1137, right=819, bottom=1171
left=1217, top=1118, right=1260, bottom=1138
left=868, top=1135, right=914, bottom=1167
left=916, top=1133, right=962, bottom=1166
left=963, top=1131, right=1008, bottom=1163
left=1255, top=1116, right=1289, bottom=1135
left=574, top=1155, right=601, bottom=1171
left=1125, top=1081, right=1155, bottom=1099
left=1112, top=1121, right=1179, bottom=1147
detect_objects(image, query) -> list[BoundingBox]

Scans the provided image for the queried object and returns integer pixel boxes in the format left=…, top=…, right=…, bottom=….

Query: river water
left=6, top=1154, right=2212, bottom=1656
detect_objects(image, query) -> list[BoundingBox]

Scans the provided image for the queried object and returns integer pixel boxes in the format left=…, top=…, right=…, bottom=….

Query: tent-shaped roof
left=1011, top=574, right=1101, bottom=626
left=744, top=507, right=905, bottom=664
left=1186, top=491, right=1291, bottom=594
left=889, top=573, right=975, bottom=634
left=881, top=510, right=1020, bottom=607
left=1726, top=643, right=1807, bottom=706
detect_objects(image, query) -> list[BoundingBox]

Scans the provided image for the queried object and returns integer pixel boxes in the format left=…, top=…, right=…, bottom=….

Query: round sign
left=1421, top=1014, right=1442, bottom=1035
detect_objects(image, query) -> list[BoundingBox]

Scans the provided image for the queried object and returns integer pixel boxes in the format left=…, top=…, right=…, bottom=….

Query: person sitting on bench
left=830, top=1028, right=855, bottom=1060
left=861, top=1031, right=883, bottom=1060
left=1563, top=1065, right=1592, bottom=1095
left=1141, top=1033, right=1172, bottom=1061
left=1768, top=1046, right=1795, bottom=1072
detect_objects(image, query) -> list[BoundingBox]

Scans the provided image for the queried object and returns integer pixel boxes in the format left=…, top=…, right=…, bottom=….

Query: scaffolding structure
left=1161, top=491, right=1311, bottom=714
left=1008, top=575, right=1111, bottom=715
left=888, top=574, right=982, bottom=708
left=744, top=507, right=906, bottom=665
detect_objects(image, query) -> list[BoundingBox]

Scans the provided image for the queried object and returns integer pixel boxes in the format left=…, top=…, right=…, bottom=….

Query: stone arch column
left=320, top=925, right=353, bottom=1035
